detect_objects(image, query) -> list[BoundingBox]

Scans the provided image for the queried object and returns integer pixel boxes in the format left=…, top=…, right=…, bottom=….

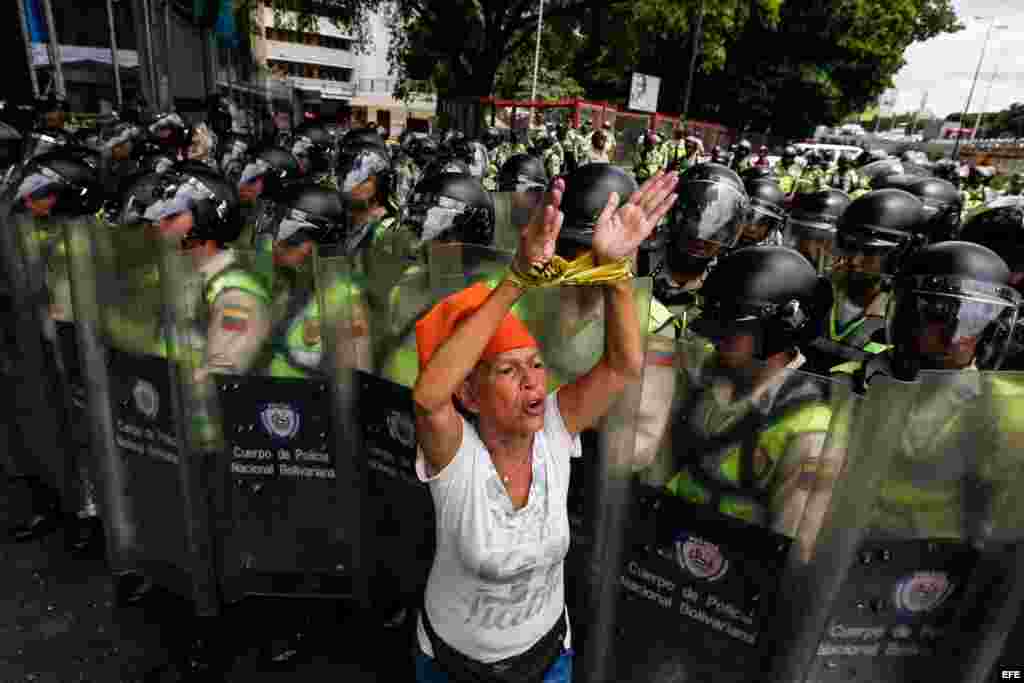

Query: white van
left=794, top=142, right=863, bottom=159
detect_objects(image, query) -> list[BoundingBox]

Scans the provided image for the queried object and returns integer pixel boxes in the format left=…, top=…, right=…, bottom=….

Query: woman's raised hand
left=592, top=171, right=679, bottom=265
left=514, top=178, right=565, bottom=273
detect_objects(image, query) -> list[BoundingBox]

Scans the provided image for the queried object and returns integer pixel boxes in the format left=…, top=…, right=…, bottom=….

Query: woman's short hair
left=591, top=130, right=607, bottom=149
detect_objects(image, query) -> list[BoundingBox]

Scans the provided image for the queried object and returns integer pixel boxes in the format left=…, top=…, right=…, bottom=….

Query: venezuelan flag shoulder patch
left=222, top=305, right=250, bottom=332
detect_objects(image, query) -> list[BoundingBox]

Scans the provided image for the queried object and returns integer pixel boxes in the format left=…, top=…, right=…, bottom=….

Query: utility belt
left=420, top=599, right=567, bottom=683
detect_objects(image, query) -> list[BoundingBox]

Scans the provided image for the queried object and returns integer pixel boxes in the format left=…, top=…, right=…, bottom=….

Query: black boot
left=9, top=479, right=64, bottom=542
left=68, top=515, right=104, bottom=555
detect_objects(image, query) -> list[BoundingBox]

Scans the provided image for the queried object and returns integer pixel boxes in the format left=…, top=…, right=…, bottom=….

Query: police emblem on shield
left=386, top=411, right=415, bottom=449
left=675, top=534, right=729, bottom=582
left=893, top=571, right=954, bottom=614
left=259, top=403, right=301, bottom=440
left=132, top=379, right=159, bottom=419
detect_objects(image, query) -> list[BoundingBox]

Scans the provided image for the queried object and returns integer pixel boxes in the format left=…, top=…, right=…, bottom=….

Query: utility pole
left=972, top=65, right=999, bottom=141
left=15, top=0, right=40, bottom=98
left=40, top=0, right=66, bottom=98
left=680, top=0, right=705, bottom=131
left=106, top=0, right=123, bottom=108
left=953, top=17, right=1007, bottom=160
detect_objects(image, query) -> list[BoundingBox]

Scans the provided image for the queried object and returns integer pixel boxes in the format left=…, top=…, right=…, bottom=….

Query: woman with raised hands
left=411, top=171, right=678, bottom=683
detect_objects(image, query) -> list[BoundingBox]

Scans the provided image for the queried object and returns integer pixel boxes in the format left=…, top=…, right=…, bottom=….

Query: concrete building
left=247, top=1, right=436, bottom=136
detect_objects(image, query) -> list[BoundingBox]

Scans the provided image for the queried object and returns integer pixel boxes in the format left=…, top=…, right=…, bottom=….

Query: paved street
left=0, top=477, right=417, bottom=682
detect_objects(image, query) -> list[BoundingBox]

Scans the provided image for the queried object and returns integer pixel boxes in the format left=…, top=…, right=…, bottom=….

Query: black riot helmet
left=11, top=150, right=103, bottom=217
left=335, top=141, right=392, bottom=206
left=835, top=189, right=926, bottom=277
left=902, top=177, right=963, bottom=243
left=871, top=173, right=917, bottom=192
left=665, top=163, right=749, bottom=273
left=497, top=154, right=548, bottom=193
left=238, top=145, right=302, bottom=200
left=290, top=122, right=333, bottom=176
left=423, top=157, right=471, bottom=179
left=737, top=178, right=787, bottom=247
left=404, top=173, right=494, bottom=246
left=784, top=189, right=852, bottom=272
left=692, top=246, right=831, bottom=360
left=558, top=163, right=637, bottom=252
left=141, top=166, right=242, bottom=247
left=887, top=241, right=1020, bottom=375
left=781, top=145, right=798, bottom=164
left=407, top=135, right=439, bottom=168
left=960, top=203, right=1024, bottom=282
left=734, top=139, right=752, bottom=158
left=207, top=94, right=233, bottom=136
left=265, top=182, right=347, bottom=251
left=147, top=112, right=189, bottom=152
left=342, top=128, right=385, bottom=152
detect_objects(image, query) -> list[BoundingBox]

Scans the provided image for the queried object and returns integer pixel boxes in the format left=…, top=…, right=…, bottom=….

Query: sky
left=892, top=0, right=1024, bottom=118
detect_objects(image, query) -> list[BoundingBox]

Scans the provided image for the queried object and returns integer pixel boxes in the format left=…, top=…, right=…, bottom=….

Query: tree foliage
left=690, top=0, right=962, bottom=137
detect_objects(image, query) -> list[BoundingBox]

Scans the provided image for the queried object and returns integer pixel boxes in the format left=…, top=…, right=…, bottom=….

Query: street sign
left=629, top=73, right=661, bottom=114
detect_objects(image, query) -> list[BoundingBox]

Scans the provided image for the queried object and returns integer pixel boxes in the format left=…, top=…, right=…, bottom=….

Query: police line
left=3, top=212, right=1024, bottom=682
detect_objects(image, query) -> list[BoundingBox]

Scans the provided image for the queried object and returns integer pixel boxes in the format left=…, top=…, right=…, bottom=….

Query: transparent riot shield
left=0, top=209, right=80, bottom=514
left=587, top=336, right=860, bottom=683
left=83, top=223, right=221, bottom=612
left=492, top=190, right=544, bottom=254
left=771, top=370, right=1024, bottom=683
left=205, top=249, right=361, bottom=604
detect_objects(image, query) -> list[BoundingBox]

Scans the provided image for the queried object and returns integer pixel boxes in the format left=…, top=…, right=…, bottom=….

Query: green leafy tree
left=697, top=0, right=962, bottom=137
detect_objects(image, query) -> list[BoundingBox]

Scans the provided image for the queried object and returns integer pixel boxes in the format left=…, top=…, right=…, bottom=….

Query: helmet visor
left=276, top=207, right=339, bottom=246
left=738, top=206, right=784, bottom=244
left=784, top=220, right=839, bottom=272
left=239, top=158, right=272, bottom=185
left=499, top=173, right=546, bottom=193
left=405, top=192, right=471, bottom=242
left=143, top=175, right=222, bottom=223
left=674, top=180, right=748, bottom=247
left=337, top=150, right=389, bottom=194
left=468, top=146, right=488, bottom=179
left=887, top=279, right=1020, bottom=369
left=15, top=165, right=67, bottom=202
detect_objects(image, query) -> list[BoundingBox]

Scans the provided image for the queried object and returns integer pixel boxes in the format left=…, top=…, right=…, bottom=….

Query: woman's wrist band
left=507, top=250, right=634, bottom=289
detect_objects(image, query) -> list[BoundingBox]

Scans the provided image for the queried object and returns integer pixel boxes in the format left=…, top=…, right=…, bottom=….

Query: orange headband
left=415, top=281, right=538, bottom=370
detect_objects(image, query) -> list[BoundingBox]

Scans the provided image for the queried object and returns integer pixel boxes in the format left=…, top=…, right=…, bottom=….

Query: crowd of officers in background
left=2, top=92, right=1024, bottom=622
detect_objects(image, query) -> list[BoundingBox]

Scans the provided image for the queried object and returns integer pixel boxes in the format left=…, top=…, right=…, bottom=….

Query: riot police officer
left=656, top=163, right=749, bottom=323
left=824, top=153, right=870, bottom=198
left=774, top=145, right=804, bottom=195
left=142, top=165, right=272, bottom=381
left=290, top=122, right=334, bottom=186
left=6, top=151, right=105, bottom=546
left=813, top=189, right=927, bottom=372
left=959, top=202, right=1024, bottom=369
left=901, top=176, right=964, bottom=243
left=395, top=134, right=439, bottom=206
left=737, top=177, right=787, bottom=248
left=794, top=151, right=830, bottom=194
left=783, top=189, right=852, bottom=274
left=334, top=141, right=400, bottom=261
left=493, top=153, right=548, bottom=252
left=730, top=139, right=753, bottom=173
left=260, top=184, right=364, bottom=378
left=664, top=245, right=833, bottom=538
left=235, top=145, right=303, bottom=249
left=143, top=112, right=190, bottom=173
left=633, top=130, right=667, bottom=185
